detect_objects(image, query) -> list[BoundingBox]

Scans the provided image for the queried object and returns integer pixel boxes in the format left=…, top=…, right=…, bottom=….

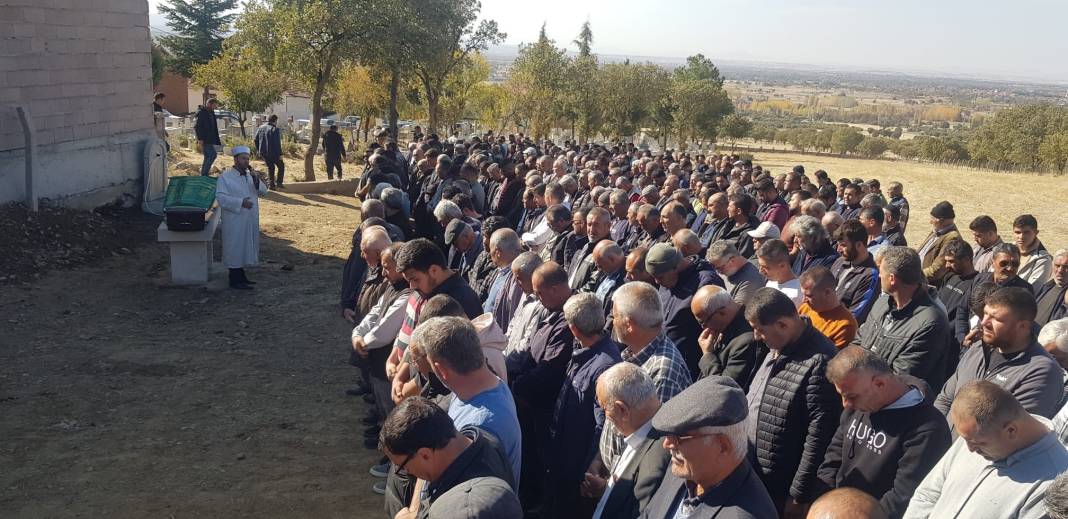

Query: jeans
left=201, top=144, right=217, bottom=176
left=265, top=156, right=285, bottom=186
left=326, top=158, right=342, bottom=179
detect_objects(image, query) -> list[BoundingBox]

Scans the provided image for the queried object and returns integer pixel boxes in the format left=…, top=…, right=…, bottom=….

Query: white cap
left=524, top=147, right=538, bottom=156
left=231, top=145, right=251, bottom=156
left=747, top=221, right=781, bottom=239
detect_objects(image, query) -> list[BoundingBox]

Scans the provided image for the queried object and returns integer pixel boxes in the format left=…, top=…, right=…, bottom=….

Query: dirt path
left=0, top=193, right=386, bottom=518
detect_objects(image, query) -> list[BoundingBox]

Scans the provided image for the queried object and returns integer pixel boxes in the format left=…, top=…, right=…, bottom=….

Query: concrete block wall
left=0, top=0, right=155, bottom=208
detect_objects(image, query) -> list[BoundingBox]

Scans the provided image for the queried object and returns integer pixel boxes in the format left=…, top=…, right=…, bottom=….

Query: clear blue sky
left=147, top=0, right=1068, bottom=83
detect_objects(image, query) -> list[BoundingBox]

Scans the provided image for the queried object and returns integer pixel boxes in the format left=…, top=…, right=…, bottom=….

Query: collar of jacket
left=886, top=287, right=933, bottom=319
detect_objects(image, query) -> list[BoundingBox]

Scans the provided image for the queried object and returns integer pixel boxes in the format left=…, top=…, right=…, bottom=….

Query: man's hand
left=241, top=197, right=253, bottom=209
left=963, top=327, right=982, bottom=346
left=580, top=472, right=607, bottom=499
left=391, top=376, right=405, bottom=404
left=351, top=336, right=369, bottom=357
left=783, top=499, right=810, bottom=519
left=385, top=360, right=398, bottom=380
left=342, top=308, right=356, bottom=323
left=698, top=328, right=719, bottom=354
left=393, top=507, right=416, bottom=519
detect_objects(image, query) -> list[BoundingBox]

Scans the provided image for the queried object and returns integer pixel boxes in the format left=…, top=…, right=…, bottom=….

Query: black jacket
left=321, top=129, right=345, bottom=160
left=938, top=271, right=979, bottom=344
left=815, top=378, right=951, bottom=519
left=719, top=216, right=759, bottom=258
left=254, top=122, right=282, bottom=160
left=659, top=259, right=724, bottom=377
left=640, top=461, right=777, bottom=519
left=855, top=290, right=952, bottom=391
left=194, top=106, right=220, bottom=145
left=1035, top=280, right=1068, bottom=327
left=698, top=307, right=767, bottom=391
left=598, top=432, right=671, bottom=519
left=419, top=426, right=516, bottom=519
left=792, top=240, right=839, bottom=276
left=748, top=323, right=841, bottom=509
left=429, top=272, right=483, bottom=319
left=831, top=254, right=880, bottom=324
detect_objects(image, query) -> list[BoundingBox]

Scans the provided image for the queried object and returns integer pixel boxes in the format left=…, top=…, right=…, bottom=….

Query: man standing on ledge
left=216, top=146, right=268, bottom=289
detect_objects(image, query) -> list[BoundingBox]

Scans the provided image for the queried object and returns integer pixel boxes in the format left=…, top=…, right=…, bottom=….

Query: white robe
left=215, top=167, right=268, bottom=268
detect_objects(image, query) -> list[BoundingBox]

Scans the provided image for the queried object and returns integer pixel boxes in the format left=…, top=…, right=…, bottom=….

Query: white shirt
left=521, top=215, right=553, bottom=253
left=592, top=420, right=654, bottom=519
left=766, top=278, right=804, bottom=308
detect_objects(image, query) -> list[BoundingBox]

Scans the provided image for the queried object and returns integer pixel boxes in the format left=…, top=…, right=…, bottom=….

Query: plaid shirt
left=598, top=332, right=692, bottom=469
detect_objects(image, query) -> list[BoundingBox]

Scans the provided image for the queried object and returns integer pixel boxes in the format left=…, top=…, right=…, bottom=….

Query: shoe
left=372, top=481, right=386, bottom=495
left=363, top=425, right=381, bottom=438
left=276, top=184, right=285, bottom=190
left=269, top=183, right=276, bottom=189
left=363, top=437, right=378, bottom=449
left=362, top=393, right=375, bottom=404
left=361, top=415, right=379, bottom=426
left=369, top=461, right=390, bottom=478
left=229, top=283, right=254, bottom=290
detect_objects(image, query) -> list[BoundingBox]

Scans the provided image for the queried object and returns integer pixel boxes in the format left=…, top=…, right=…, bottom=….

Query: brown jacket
left=919, top=228, right=961, bottom=282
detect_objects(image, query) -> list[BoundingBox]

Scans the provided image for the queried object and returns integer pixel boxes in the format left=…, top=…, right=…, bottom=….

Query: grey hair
left=673, top=229, right=701, bottom=250
left=706, top=240, right=740, bottom=262
left=380, top=187, right=404, bottom=209
left=1047, top=472, right=1068, bottom=519
left=1054, top=248, right=1068, bottom=262
left=372, top=182, right=393, bottom=199
left=992, top=242, right=1021, bottom=260
left=559, top=174, right=578, bottom=191
left=490, top=228, right=522, bottom=257
left=789, top=215, right=828, bottom=249
left=1038, top=318, right=1068, bottom=353
left=822, top=211, right=844, bottom=228
left=563, top=292, right=606, bottom=336
left=613, top=281, right=663, bottom=328
left=433, top=199, right=462, bottom=221
left=880, top=246, right=924, bottom=286
left=801, top=199, right=827, bottom=219
left=412, top=316, right=485, bottom=374
left=511, top=251, right=543, bottom=280
left=361, top=198, right=385, bottom=219
left=696, top=421, right=749, bottom=460
left=597, top=362, right=656, bottom=409
left=610, top=188, right=629, bottom=205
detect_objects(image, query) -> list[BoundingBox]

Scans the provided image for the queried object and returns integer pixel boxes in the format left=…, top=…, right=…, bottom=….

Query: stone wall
left=0, top=0, right=155, bottom=208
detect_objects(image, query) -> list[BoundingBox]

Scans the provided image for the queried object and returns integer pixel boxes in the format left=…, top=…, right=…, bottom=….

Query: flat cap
left=444, top=219, right=470, bottom=246
left=651, top=375, right=748, bottom=437
left=747, top=221, right=781, bottom=240
left=930, top=201, right=955, bottom=220
left=523, top=146, right=538, bottom=156
left=646, top=243, right=682, bottom=276
left=641, top=185, right=659, bottom=197
left=428, top=477, right=521, bottom=519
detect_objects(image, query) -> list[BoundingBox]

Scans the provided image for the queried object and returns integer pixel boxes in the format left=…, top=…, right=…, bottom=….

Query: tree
left=333, top=65, right=390, bottom=140
left=437, top=53, right=492, bottom=133
left=157, top=0, right=238, bottom=83
left=409, top=0, right=504, bottom=134
left=562, top=53, right=603, bottom=143
left=151, top=42, right=168, bottom=86
left=719, top=114, right=752, bottom=149
left=574, top=20, right=593, bottom=57
left=357, top=0, right=421, bottom=139
left=1039, top=132, right=1068, bottom=173
left=600, top=62, right=669, bottom=139
left=468, top=83, right=512, bottom=134
left=192, top=48, right=287, bottom=137
left=856, top=136, right=889, bottom=158
left=506, top=25, right=568, bottom=140
left=672, top=79, right=732, bottom=146
left=236, top=0, right=374, bottom=180
left=830, top=126, right=864, bottom=155
left=672, top=53, right=724, bottom=87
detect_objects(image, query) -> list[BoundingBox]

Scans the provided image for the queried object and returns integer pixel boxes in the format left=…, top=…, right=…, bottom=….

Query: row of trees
left=157, top=0, right=504, bottom=180
left=733, top=104, right=1068, bottom=172
left=504, top=23, right=734, bottom=147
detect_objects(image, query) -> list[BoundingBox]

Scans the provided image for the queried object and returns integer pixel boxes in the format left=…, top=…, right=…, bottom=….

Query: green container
left=164, top=176, right=217, bottom=210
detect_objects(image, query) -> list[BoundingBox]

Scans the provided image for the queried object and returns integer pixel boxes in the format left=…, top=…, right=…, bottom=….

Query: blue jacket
left=659, top=258, right=724, bottom=377
left=545, top=335, right=623, bottom=517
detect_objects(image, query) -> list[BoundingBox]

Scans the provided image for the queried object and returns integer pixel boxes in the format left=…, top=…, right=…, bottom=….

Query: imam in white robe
left=215, top=167, right=268, bottom=268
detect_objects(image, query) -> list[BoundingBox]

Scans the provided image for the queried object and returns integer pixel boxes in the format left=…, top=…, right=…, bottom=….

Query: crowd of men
left=339, top=131, right=1068, bottom=519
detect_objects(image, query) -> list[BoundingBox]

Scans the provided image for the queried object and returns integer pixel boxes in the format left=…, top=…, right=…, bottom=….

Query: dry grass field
left=747, top=150, right=1068, bottom=249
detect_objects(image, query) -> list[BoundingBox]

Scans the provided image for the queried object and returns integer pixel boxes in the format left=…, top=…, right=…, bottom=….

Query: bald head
left=807, top=488, right=886, bottom=519
left=673, top=229, right=702, bottom=257
left=360, top=228, right=392, bottom=266
left=593, top=239, right=625, bottom=274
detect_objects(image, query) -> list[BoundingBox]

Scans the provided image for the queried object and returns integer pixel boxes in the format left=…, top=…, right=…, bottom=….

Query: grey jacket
left=855, top=290, right=952, bottom=391
left=935, top=340, right=1065, bottom=422
left=903, top=418, right=1068, bottom=519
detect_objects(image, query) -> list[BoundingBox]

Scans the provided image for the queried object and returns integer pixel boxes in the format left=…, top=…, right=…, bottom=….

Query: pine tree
left=158, top=0, right=239, bottom=77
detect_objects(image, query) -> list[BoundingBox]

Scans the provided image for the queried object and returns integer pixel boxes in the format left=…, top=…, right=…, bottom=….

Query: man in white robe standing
left=216, top=145, right=268, bottom=289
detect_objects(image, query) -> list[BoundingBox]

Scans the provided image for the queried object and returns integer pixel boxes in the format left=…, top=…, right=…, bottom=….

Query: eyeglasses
left=664, top=432, right=718, bottom=443
left=698, top=308, right=724, bottom=329
left=396, top=453, right=415, bottom=473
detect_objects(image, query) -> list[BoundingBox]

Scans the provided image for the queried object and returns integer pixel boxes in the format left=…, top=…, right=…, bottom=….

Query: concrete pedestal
left=157, top=210, right=220, bottom=284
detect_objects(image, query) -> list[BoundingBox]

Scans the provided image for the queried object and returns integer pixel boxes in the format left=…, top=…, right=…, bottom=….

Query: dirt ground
left=0, top=191, right=387, bottom=518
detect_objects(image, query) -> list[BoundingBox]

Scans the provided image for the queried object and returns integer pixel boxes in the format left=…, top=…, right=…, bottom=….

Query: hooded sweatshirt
left=816, top=377, right=952, bottom=519
left=473, top=313, right=509, bottom=384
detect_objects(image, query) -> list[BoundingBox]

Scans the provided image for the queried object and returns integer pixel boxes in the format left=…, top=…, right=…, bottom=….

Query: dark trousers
left=265, top=156, right=285, bottom=186
left=326, top=158, right=343, bottom=179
